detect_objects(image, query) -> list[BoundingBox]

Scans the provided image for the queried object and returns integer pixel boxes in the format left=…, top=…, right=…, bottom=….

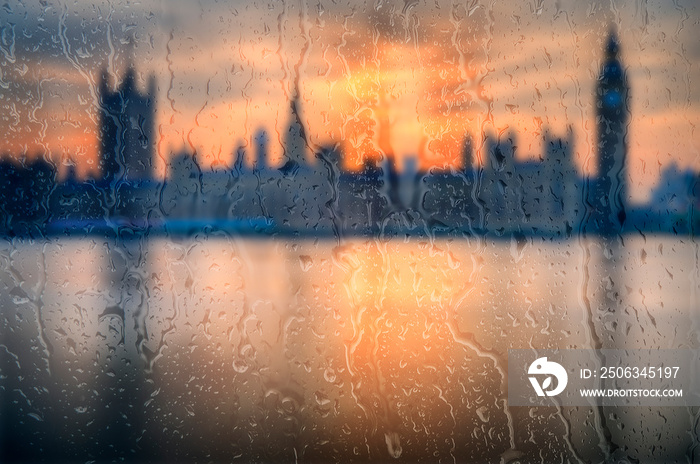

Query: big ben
left=594, top=29, right=629, bottom=235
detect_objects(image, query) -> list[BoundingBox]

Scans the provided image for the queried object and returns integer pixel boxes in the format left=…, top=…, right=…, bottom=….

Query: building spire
left=120, top=32, right=135, bottom=91
left=281, top=81, right=309, bottom=171
left=593, top=25, right=629, bottom=235
left=605, top=27, right=620, bottom=60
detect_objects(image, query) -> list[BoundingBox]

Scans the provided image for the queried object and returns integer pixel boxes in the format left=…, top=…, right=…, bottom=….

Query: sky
left=0, top=0, right=698, bottom=202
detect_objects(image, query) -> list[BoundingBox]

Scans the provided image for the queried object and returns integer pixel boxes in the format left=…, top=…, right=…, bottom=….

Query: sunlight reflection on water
left=1, top=236, right=698, bottom=461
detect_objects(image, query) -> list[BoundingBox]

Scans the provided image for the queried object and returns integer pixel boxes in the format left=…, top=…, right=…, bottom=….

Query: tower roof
left=605, top=28, right=620, bottom=59
left=120, top=66, right=136, bottom=93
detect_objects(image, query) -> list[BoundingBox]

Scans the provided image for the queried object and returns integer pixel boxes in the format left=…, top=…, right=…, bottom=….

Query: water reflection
left=1, top=236, right=698, bottom=461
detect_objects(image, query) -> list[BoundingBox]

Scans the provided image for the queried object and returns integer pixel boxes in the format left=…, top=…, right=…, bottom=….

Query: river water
left=1, top=235, right=699, bottom=462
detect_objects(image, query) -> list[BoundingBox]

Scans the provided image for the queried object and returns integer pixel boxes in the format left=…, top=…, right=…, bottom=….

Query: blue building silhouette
left=1, top=32, right=698, bottom=237
left=98, top=66, right=156, bottom=184
left=591, top=30, right=629, bottom=235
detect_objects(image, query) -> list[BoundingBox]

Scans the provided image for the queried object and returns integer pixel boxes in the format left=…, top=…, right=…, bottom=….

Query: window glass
left=1, top=0, right=698, bottom=461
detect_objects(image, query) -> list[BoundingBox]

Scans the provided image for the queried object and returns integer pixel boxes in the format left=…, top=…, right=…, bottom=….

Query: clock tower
left=594, top=29, right=629, bottom=235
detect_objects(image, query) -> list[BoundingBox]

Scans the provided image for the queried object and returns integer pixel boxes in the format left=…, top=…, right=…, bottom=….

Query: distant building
left=98, top=66, right=156, bottom=184
left=0, top=155, right=56, bottom=234
left=479, top=129, right=576, bottom=235
left=643, top=163, right=700, bottom=232
left=280, top=92, right=310, bottom=173
left=592, top=29, right=629, bottom=235
left=543, top=127, right=578, bottom=233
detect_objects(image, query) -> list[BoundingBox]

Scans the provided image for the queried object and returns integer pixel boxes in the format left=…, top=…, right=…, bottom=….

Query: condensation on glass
left=0, top=0, right=698, bottom=462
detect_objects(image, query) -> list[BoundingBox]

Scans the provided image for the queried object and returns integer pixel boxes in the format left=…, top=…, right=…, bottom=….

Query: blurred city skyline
left=0, top=0, right=698, bottom=202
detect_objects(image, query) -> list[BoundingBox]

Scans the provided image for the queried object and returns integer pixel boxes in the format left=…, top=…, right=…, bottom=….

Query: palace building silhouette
left=158, top=31, right=633, bottom=237
left=1, top=30, right=698, bottom=237
left=98, top=66, right=157, bottom=184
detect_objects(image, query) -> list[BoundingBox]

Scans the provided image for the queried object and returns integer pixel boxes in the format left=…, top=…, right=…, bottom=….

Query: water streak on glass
left=0, top=0, right=699, bottom=462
